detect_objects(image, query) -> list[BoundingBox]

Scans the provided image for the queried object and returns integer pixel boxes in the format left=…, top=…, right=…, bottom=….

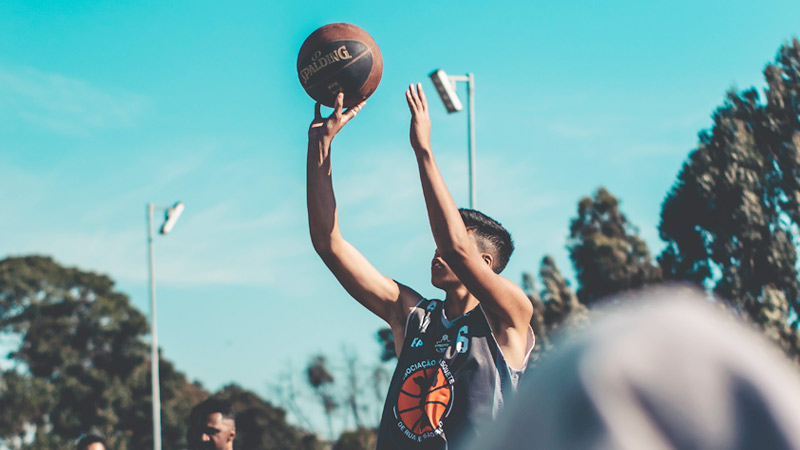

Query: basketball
left=396, top=366, right=452, bottom=434
left=297, top=23, right=383, bottom=108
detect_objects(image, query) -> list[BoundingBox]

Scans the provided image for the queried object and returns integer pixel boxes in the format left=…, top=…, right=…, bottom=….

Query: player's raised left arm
left=405, top=83, right=533, bottom=330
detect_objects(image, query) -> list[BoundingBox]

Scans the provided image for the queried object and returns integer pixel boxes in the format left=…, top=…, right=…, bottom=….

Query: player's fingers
left=406, top=89, right=416, bottom=111
left=314, top=102, right=322, bottom=121
left=333, top=92, right=344, bottom=117
left=410, top=83, right=421, bottom=104
left=417, top=83, right=428, bottom=112
left=344, top=101, right=366, bottom=121
left=408, top=84, right=422, bottom=110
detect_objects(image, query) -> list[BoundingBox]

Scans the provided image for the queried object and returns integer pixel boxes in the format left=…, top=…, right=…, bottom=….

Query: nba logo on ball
left=297, top=23, right=383, bottom=108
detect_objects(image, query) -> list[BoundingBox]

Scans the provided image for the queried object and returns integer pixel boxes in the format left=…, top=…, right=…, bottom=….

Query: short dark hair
left=187, top=397, right=236, bottom=449
left=77, top=434, right=107, bottom=450
left=459, top=208, right=514, bottom=273
left=190, top=397, right=235, bottom=422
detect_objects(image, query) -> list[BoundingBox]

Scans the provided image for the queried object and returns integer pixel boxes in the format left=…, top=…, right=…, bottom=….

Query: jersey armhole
left=478, top=304, right=536, bottom=372
left=518, top=325, right=535, bottom=371
left=403, top=297, right=428, bottom=339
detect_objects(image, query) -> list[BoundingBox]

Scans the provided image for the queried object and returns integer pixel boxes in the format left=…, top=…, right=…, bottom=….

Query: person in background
left=77, top=434, right=107, bottom=450
left=187, top=397, right=236, bottom=450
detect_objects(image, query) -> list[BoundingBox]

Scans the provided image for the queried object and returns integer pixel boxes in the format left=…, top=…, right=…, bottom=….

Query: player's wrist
left=312, top=135, right=333, bottom=149
left=414, top=145, right=433, bottom=158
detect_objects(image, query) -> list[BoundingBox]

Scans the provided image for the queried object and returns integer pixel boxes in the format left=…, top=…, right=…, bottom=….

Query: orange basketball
left=397, top=366, right=453, bottom=434
left=296, top=23, right=383, bottom=108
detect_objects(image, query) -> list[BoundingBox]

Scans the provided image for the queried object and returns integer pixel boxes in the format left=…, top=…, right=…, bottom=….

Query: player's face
left=190, top=412, right=235, bottom=450
left=431, top=233, right=492, bottom=289
left=431, top=249, right=460, bottom=288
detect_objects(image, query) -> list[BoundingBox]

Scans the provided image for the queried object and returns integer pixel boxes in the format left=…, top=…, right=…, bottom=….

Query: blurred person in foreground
left=77, top=434, right=107, bottom=450
left=307, top=85, right=534, bottom=450
left=469, top=286, right=800, bottom=450
left=187, top=397, right=236, bottom=450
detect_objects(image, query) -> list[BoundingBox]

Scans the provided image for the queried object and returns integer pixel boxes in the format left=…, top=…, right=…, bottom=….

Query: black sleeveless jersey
left=376, top=299, right=534, bottom=449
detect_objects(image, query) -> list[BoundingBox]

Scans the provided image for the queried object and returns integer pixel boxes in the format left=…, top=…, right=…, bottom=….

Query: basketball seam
left=302, top=41, right=377, bottom=92
left=426, top=401, right=449, bottom=407
left=398, top=406, right=423, bottom=415
left=428, top=384, right=450, bottom=394
left=399, top=389, right=423, bottom=398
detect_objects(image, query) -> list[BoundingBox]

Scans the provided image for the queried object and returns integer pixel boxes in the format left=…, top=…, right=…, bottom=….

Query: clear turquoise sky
left=2, top=0, right=799, bottom=433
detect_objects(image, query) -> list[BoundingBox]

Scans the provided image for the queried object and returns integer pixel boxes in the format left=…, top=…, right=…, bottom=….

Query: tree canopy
left=569, top=187, right=662, bottom=305
left=0, top=256, right=312, bottom=449
left=523, top=256, right=589, bottom=363
left=659, top=38, right=800, bottom=361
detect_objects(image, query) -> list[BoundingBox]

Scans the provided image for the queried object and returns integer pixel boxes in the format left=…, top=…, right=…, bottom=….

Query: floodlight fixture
left=429, top=69, right=463, bottom=113
left=159, top=202, right=185, bottom=235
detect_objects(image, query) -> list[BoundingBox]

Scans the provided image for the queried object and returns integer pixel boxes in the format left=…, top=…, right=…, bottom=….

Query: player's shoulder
left=498, top=274, right=527, bottom=294
left=387, top=282, right=426, bottom=327
left=500, top=275, right=534, bottom=316
left=483, top=277, right=533, bottom=329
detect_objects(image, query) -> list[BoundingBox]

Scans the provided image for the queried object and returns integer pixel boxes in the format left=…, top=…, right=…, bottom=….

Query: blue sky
left=2, top=0, right=799, bottom=433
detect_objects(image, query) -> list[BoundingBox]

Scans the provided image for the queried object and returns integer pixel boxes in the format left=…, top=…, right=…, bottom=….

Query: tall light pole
left=146, top=201, right=185, bottom=450
left=429, top=69, right=477, bottom=209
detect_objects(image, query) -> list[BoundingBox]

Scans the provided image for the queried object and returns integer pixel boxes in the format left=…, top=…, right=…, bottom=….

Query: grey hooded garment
left=469, top=287, right=800, bottom=450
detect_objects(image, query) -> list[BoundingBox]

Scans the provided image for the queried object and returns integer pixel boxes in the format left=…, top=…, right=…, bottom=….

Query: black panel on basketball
left=297, top=23, right=383, bottom=108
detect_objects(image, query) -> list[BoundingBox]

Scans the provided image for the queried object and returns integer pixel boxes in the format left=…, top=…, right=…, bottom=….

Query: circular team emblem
left=396, top=365, right=453, bottom=437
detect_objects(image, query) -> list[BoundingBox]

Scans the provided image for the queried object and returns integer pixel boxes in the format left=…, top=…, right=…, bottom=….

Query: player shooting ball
left=306, top=85, right=534, bottom=449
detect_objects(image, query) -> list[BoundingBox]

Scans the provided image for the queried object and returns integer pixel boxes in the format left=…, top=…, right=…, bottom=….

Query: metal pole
left=467, top=73, right=476, bottom=209
left=147, top=203, right=162, bottom=450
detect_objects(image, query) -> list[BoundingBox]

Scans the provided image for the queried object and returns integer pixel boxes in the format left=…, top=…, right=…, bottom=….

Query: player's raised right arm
left=306, top=93, right=421, bottom=330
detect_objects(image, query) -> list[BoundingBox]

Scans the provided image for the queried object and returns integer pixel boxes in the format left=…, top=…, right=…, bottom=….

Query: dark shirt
left=376, top=299, right=531, bottom=449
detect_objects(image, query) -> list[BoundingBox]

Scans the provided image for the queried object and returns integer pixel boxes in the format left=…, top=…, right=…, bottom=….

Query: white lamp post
left=429, top=69, right=477, bottom=209
left=146, top=201, right=185, bottom=450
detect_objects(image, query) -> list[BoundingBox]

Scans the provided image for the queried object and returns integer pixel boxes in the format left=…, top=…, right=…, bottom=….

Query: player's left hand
left=309, top=92, right=365, bottom=146
left=406, top=83, right=432, bottom=154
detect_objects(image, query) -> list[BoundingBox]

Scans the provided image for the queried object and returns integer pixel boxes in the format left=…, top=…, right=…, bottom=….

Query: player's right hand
left=308, top=92, right=366, bottom=146
left=406, top=83, right=431, bottom=154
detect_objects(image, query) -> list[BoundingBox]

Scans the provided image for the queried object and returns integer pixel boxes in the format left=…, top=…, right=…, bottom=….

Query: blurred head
left=431, top=209, right=514, bottom=288
left=468, top=287, right=800, bottom=450
left=187, top=397, right=236, bottom=450
left=77, top=434, right=107, bottom=450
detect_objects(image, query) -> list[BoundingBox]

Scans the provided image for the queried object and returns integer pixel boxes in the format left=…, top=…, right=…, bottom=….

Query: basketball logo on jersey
left=394, top=360, right=454, bottom=442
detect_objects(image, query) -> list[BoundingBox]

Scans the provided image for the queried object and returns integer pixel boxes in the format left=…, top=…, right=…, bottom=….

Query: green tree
left=522, top=272, right=549, bottom=356
left=538, top=256, right=589, bottom=333
left=659, top=38, right=800, bottom=361
left=569, top=187, right=662, bottom=306
left=306, top=354, right=337, bottom=440
left=375, top=328, right=396, bottom=362
left=0, top=256, right=201, bottom=449
left=523, top=256, right=589, bottom=364
left=0, top=371, right=57, bottom=448
left=215, top=384, right=322, bottom=450
left=0, top=256, right=319, bottom=449
left=123, top=357, right=208, bottom=449
left=342, top=349, right=364, bottom=429
left=0, top=256, right=150, bottom=449
left=332, top=427, right=377, bottom=450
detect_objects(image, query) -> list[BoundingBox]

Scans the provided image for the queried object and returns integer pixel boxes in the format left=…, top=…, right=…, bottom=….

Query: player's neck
left=444, top=285, right=479, bottom=319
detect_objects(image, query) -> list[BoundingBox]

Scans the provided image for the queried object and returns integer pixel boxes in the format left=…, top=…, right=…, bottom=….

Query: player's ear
left=228, top=429, right=236, bottom=442
left=482, top=253, right=493, bottom=269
